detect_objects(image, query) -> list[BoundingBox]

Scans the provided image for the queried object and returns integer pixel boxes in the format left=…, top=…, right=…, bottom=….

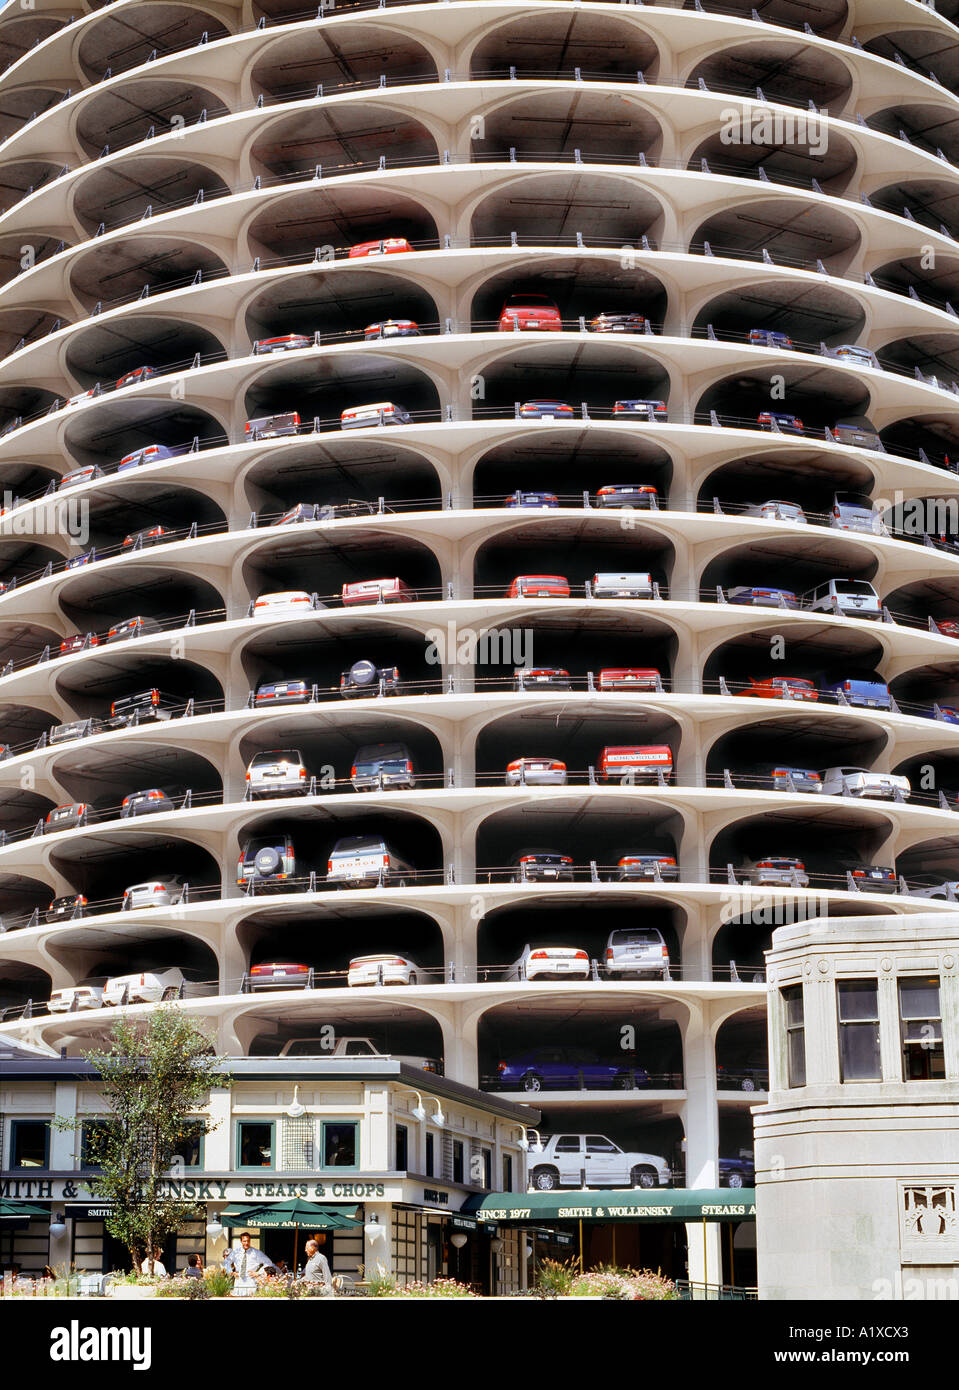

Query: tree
left=62, top=1007, right=231, bottom=1273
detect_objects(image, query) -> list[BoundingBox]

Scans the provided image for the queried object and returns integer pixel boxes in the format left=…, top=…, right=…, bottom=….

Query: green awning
left=0, top=1198, right=51, bottom=1219
left=219, top=1198, right=362, bottom=1229
left=463, top=1190, right=755, bottom=1223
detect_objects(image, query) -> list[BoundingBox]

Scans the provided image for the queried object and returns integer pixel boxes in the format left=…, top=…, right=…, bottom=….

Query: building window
left=452, top=1140, right=464, bottom=1183
left=837, top=979, right=882, bottom=1081
left=10, top=1120, right=49, bottom=1169
left=482, top=1149, right=492, bottom=1190
left=321, top=1122, right=357, bottom=1168
left=503, top=1153, right=513, bottom=1190
left=395, top=1124, right=409, bottom=1171
left=80, top=1120, right=109, bottom=1169
left=425, top=1132, right=435, bottom=1177
left=237, top=1121, right=274, bottom=1169
left=172, top=1122, right=203, bottom=1168
left=899, top=976, right=945, bottom=1080
left=782, top=985, right=806, bottom=1087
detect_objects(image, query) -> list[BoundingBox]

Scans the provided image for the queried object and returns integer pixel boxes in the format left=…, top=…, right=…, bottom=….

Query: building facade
left=0, top=0, right=956, bottom=1294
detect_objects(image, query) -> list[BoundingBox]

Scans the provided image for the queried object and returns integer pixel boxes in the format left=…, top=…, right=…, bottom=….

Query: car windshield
left=333, top=836, right=385, bottom=854
left=839, top=582, right=876, bottom=595
left=611, top=931, right=660, bottom=944
left=252, top=751, right=299, bottom=764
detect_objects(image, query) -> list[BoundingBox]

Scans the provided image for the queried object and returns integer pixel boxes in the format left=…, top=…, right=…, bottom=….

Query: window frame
left=10, top=1119, right=50, bottom=1170
left=320, top=1120, right=359, bottom=1171
left=236, top=1119, right=275, bottom=1171
left=898, top=975, right=945, bottom=1081
left=836, top=978, right=882, bottom=1083
left=781, top=984, right=806, bottom=1088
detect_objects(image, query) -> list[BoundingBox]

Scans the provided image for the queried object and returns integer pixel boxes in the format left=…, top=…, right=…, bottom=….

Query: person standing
left=301, top=1239, right=333, bottom=1296
left=227, top=1231, right=271, bottom=1293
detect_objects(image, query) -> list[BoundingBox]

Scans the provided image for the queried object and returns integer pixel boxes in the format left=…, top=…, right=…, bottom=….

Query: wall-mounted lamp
left=489, top=1237, right=504, bottom=1255
left=398, top=1089, right=444, bottom=1125
left=48, top=1214, right=66, bottom=1239
left=450, top=1232, right=468, bottom=1249
left=206, top=1215, right=224, bottom=1238
left=286, top=1085, right=305, bottom=1119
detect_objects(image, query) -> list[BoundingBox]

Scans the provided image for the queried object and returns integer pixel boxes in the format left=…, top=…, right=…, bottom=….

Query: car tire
left=521, top=1074, right=543, bottom=1093
left=632, top=1167, right=657, bottom=1189
left=408, top=973, right=417, bottom=985
left=531, top=1167, right=559, bottom=1191
left=395, top=879, right=407, bottom=889
left=741, top=1078, right=756, bottom=1092
left=727, top=1172, right=744, bottom=1189
left=161, top=987, right=178, bottom=1001
left=614, top=1073, right=635, bottom=1090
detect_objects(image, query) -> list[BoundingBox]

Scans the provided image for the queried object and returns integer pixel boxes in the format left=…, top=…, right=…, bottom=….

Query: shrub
left=569, top=1265, right=678, bottom=1300
left=203, top=1268, right=233, bottom=1298
left=155, top=1278, right=191, bottom=1299
left=532, top=1258, right=578, bottom=1297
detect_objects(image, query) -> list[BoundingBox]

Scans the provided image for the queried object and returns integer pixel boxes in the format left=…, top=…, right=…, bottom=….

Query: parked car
left=934, top=619, right=959, bottom=638
left=508, top=575, right=570, bottom=598
left=505, top=757, right=567, bottom=786
left=827, top=344, right=878, bottom=369
left=504, top=490, right=558, bottom=508
left=750, top=765, right=822, bottom=794
left=363, top=319, right=420, bottom=340
left=590, top=572, right=654, bottom=599
left=908, top=876, right=959, bottom=901
left=513, top=666, right=570, bottom=690
left=833, top=415, right=881, bottom=450
left=506, top=944, right=590, bottom=981
left=719, top=1151, right=756, bottom=1187
left=278, top=1034, right=440, bottom=1071
left=122, top=526, right=172, bottom=549
left=498, top=294, right=562, bottom=332
left=728, top=586, right=799, bottom=608
left=108, top=689, right=180, bottom=727
left=758, top=411, right=803, bottom=433
left=43, top=803, right=89, bottom=833
left=716, top=1063, right=769, bottom=1092
left=48, top=980, right=105, bottom=1013
left=742, top=499, right=806, bottom=524
left=115, top=365, right=158, bottom=389
left=598, top=744, right=673, bottom=783
left=596, top=667, right=661, bottom=691
left=327, top=835, right=414, bottom=888
left=589, top=312, right=648, bottom=333
left=527, top=1134, right=670, bottom=1190
left=749, top=328, right=792, bottom=349
left=106, top=616, right=162, bottom=643
left=604, top=926, right=670, bottom=978
left=595, top=484, right=658, bottom=508
left=612, top=854, right=679, bottom=881
left=348, top=954, right=421, bottom=986
left=122, top=879, right=183, bottom=909
left=613, top=399, right=667, bottom=420
left=348, top=238, right=413, bottom=257
left=821, top=766, right=911, bottom=800
left=59, top=465, right=103, bottom=490
left=49, top=717, right=102, bottom=744
left=117, top=443, right=179, bottom=471
left=829, top=492, right=878, bottom=533
left=252, top=591, right=317, bottom=619
left=249, top=962, right=312, bottom=989
left=253, top=334, right=311, bottom=354
left=841, top=863, right=897, bottom=893
left=351, top=742, right=415, bottom=791
left=59, top=633, right=99, bottom=655
left=246, top=750, right=309, bottom=798
left=804, top=578, right=882, bottom=621
left=510, top=851, right=574, bottom=882
left=254, top=679, right=312, bottom=707
left=740, top=857, right=809, bottom=887
left=341, top=578, right=415, bottom=605
left=237, top=834, right=296, bottom=889
left=340, top=660, right=400, bottom=697
left=518, top=400, right=573, bottom=419
left=245, top=413, right=301, bottom=440
left=65, top=551, right=95, bottom=570
left=496, top=1047, right=645, bottom=1092
left=120, top=788, right=176, bottom=817
left=922, top=705, right=959, bottom=724
left=45, top=894, right=87, bottom=923
left=741, top=675, right=818, bottom=701
left=820, top=678, right=891, bottom=710
left=103, top=967, right=202, bottom=1006
left=271, top=503, right=325, bottom=526
left=340, top=402, right=411, bottom=429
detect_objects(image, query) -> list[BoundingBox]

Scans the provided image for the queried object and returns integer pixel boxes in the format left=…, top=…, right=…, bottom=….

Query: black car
left=107, top=689, right=181, bottom=728
left=719, top=1152, right=755, bottom=1188
left=513, top=667, right=571, bottom=691
left=254, top=679, right=313, bottom=707
left=510, top=851, right=575, bottom=883
left=106, top=616, right=162, bottom=644
left=120, top=789, right=176, bottom=817
left=45, top=893, right=88, bottom=923
left=340, top=660, right=400, bottom=698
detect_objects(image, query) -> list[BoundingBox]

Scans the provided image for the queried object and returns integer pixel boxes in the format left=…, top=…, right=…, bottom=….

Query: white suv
left=103, top=968, right=202, bottom=1006
left=246, top=749, right=309, bottom=798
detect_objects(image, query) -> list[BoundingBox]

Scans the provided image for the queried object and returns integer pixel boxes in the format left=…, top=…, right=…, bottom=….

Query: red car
left=60, top=632, right=99, bottom=654
left=599, top=744, right=673, bottom=783
left=253, top=334, right=311, bottom=354
left=348, top=238, right=412, bottom=257
left=115, top=366, right=157, bottom=390
left=498, top=294, right=562, bottom=332
left=935, top=619, right=959, bottom=638
left=341, top=578, right=415, bottom=605
left=597, top=668, right=661, bottom=692
left=508, top=575, right=570, bottom=598
left=742, top=676, right=818, bottom=701
left=122, top=526, right=171, bottom=549
left=249, top=963, right=312, bottom=990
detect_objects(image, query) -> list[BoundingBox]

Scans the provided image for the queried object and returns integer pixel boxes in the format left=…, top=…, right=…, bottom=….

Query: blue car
left=494, top=1045, right=649, bottom=1093
left=719, top=1153, right=756, bottom=1188
left=504, top=490, right=559, bottom=508
left=820, top=679, right=891, bottom=710
left=749, top=329, right=793, bottom=349
left=613, top=399, right=667, bottom=420
left=118, top=443, right=180, bottom=473
left=518, top=400, right=574, bottom=419
left=921, top=704, right=959, bottom=725
left=253, top=679, right=312, bottom=707
left=65, top=550, right=95, bottom=569
left=758, top=411, right=804, bottom=434
left=727, top=586, right=800, bottom=609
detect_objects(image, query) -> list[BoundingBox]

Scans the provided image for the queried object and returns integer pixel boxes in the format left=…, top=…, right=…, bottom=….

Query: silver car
left=246, top=749, right=309, bottom=798
left=604, top=927, right=670, bottom=979
left=122, top=879, right=183, bottom=910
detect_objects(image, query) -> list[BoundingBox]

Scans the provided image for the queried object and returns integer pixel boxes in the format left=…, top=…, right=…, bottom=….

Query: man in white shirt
left=225, top=1232, right=271, bottom=1287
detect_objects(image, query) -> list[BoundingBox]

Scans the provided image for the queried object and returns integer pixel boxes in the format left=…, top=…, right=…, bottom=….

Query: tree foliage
left=67, top=1008, right=230, bottom=1273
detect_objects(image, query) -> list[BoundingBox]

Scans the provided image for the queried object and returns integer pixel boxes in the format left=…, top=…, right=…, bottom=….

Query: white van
left=590, top=572, right=654, bottom=599
left=803, top=578, right=882, bottom=621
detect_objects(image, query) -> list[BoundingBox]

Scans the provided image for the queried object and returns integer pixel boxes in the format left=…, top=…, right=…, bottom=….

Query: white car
left=278, top=1035, right=441, bottom=1071
left=348, top=954, right=421, bottom=986
left=528, top=1133, right=671, bottom=1190
left=252, top=591, right=317, bottom=619
left=505, top=758, right=567, bottom=787
left=47, top=981, right=105, bottom=1013
left=743, top=499, right=807, bottom=524
left=246, top=749, right=309, bottom=798
left=821, top=767, right=911, bottom=800
left=909, top=878, right=959, bottom=901
left=103, top=968, right=192, bottom=1006
left=122, top=879, right=183, bottom=910
left=507, top=945, right=590, bottom=981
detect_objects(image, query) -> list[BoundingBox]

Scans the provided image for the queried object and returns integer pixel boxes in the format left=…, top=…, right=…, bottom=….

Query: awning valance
left=463, top=1190, right=755, bottom=1223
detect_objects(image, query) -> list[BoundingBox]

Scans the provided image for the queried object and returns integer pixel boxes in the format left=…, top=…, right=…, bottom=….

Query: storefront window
left=899, top=976, right=945, bottom=1080
left=237, top=1121, right=274, bottom=1169
left=321, top=1122, right=357, bottom=1168
left=837, top=979, right=881, bottom=1081
left=11, top=1120, right=49, bottom=1169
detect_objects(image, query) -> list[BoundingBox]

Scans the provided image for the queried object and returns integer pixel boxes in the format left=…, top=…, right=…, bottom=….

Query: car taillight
left=153, top=884, right=164, bottom=891
left=530, top=950, right=549, bottom=960
left=327, top=860, right=333, bottom=872
left=151, top=690, right=159, bottom=705
left=852, top=869, right=865, bottom=877
left=350, top=765, right=357, bottom=778
left=245, top=773, right=251, bottom=781
left=406, top=760, right=413, bottom=774
left=381, top=855, right=389, bottom=866
left=606, top=948, right=614, bottom=959
left=298, top=768, right=306, bottom=778
left=497, top=1061, right=507, bottom=1072
left=574, top=951, right=588, bottom=960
